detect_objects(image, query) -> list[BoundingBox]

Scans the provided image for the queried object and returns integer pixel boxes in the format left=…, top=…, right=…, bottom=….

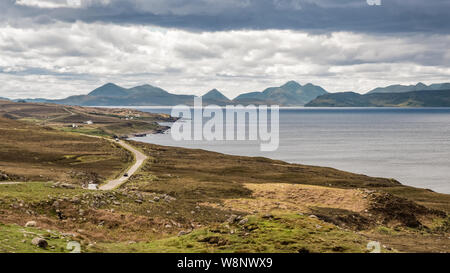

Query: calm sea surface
left=129, top=107, right=450, bottom=194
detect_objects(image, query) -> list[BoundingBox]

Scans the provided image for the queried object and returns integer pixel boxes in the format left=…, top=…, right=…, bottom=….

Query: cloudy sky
left=1, top=0, right=450, bottom=99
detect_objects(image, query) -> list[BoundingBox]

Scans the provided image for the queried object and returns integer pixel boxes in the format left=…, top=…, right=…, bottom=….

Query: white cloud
left=0, top=22, right=450, bottom=99
left=16, top=0, right=85, bottom=8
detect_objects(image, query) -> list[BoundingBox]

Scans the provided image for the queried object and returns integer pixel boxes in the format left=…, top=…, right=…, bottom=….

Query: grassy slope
left=95, top=214, right=371, bottom=253
left=0, top=223, right=73, bottom=253
left=113, top=142, right=449, bottom=253
left=0, top=117, right=132, bottom=184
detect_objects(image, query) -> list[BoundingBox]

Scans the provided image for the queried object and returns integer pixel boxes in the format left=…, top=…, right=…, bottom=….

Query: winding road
left=99, top=140, right=148, bottom=190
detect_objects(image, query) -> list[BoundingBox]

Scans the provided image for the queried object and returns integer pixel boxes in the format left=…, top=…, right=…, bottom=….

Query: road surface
left=99, top=141, right=148, bottom=190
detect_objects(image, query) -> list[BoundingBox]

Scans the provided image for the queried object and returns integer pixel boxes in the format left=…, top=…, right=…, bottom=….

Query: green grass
left=376, top=226, right=398, bottom=235
left=94, top=214, right=371, bottom=253
left=58, top=127, right=108, bottom=137
left=0, top=223, right=76, bottom=253
left=0, top=182, right=88, bottom=203
left=18, top=118, right=44, bottom=124
left=102, top=121, right=159, bottom=135
left=381, top=186, right=450, bottom=213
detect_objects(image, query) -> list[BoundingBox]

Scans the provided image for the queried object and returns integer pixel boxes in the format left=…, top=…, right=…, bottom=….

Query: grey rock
left=61, top=183, right=75, bottom=189
left=178, top=230, right=191, bottom=236
left=31, top=237, right=48, bottom=248
left=25, top=221, right=37, bottom=227
left=227, top=214, right=238, bottom=223
left=238, top=218, right=249, bottom=225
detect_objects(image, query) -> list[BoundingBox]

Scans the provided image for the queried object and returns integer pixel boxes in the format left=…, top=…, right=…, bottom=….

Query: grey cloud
left=1, top=22, right=450, bottom=100
left=2, top=0, right=450, bottom=34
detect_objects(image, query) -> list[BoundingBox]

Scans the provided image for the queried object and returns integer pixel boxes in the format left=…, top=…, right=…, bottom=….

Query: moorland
left=0, top=100, right=449, bottom=253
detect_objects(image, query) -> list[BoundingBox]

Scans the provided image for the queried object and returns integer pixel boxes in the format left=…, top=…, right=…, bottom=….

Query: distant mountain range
left=14, top=81, right=329, bottom=107
left=368, top=82, right=450, bottom=94
left=306, top=90, right=450, bottom=107
left=6, top=81, right=450, bottom=107
left=233, top=81, right=328, bottom=106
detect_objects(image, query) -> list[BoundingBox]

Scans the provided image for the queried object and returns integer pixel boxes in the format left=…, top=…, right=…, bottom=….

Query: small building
left=72, top=123, right=78, bottom=128
left=85, top=120, right=93, bottom=125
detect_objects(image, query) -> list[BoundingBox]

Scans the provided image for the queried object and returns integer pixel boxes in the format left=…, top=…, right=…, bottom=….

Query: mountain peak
left=207, top=88, right=220, bottom=93
left=88, top=83, right=128, bottom=97
left=135, top=84, right=156, bottom=89
left=202, top=89, right=230, bottom=101
left=281, top=81, right=302, bottom=89
left=127, top=84, right=169, bottom=96
left=103, top=82, right=120, bottom=87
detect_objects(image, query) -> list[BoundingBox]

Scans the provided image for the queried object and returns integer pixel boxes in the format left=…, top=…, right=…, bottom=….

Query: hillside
left=0, top=116, right=131, bottom=184
left=306, top=90, right=450, bottom=107
left=0, top=104, right=449, bottom=253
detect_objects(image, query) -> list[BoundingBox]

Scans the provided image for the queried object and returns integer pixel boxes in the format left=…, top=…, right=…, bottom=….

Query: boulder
left=227, top=214, right=238, bottom=223
left=178, top=230, right=191, bottom=236
left=60, top=183, right=75, bottom=189
left=31, top=237, right=48, bottom=248
left=238, top=218, right=249, bottom=225
left=0, top=173, right=9, bottom=181
left=25, top=221, right=37, bottom=227
left=262, top=214, right=274, bottom=219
